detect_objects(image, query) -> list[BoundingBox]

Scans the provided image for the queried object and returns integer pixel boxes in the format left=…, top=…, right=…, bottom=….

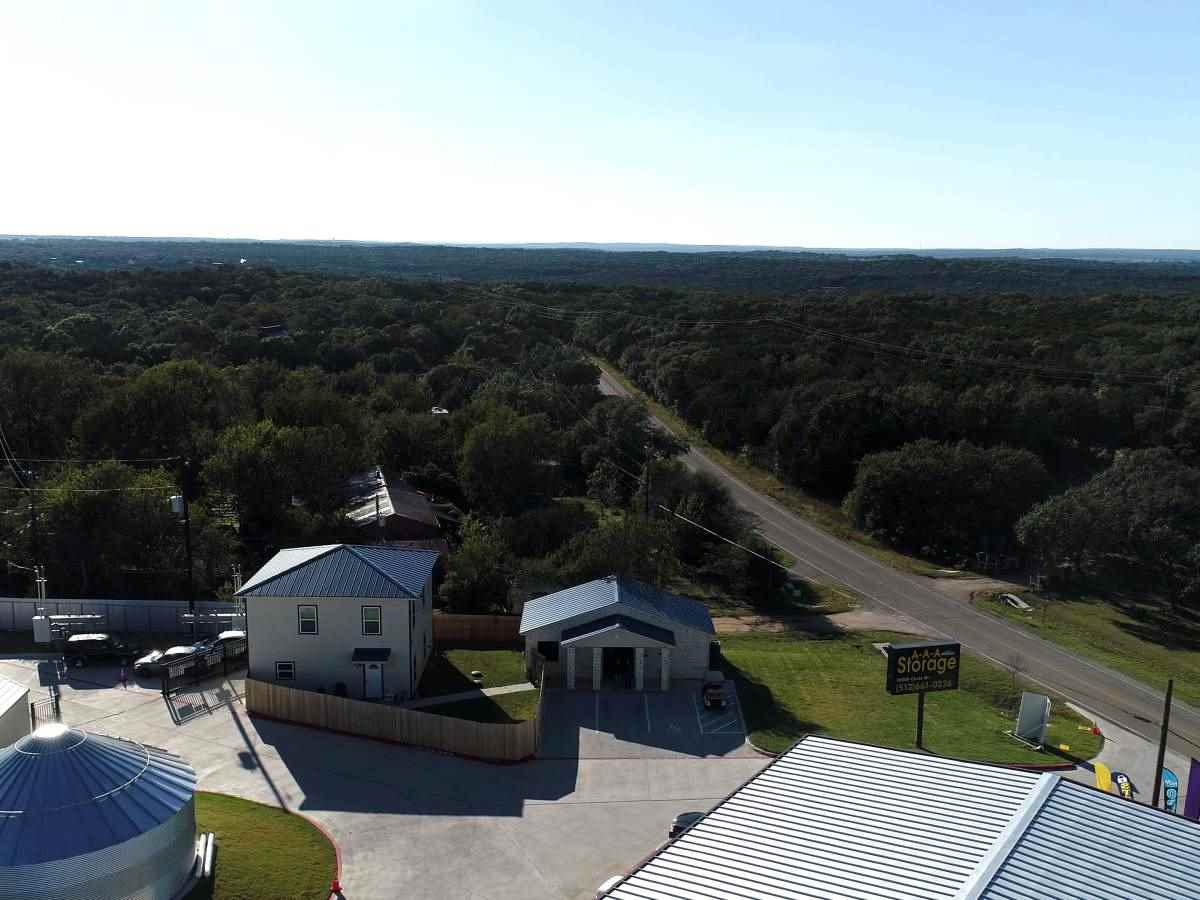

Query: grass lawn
left=419, top=648, right=528, bottom=697
left=592, top=358, right=966, bottom=579
left=721, top=630, right=1103, bottom=764
left=188, top=792, right=335, bottom=900
left=976, top=591, right=1200, bottom=706
left=676, top=573, right=859, bottom=619
left=430, top=689, right=540, bottom=724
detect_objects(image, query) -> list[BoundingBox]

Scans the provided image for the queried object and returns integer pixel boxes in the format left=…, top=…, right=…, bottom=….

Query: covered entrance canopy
left=519, top=576, right=715, bottom=692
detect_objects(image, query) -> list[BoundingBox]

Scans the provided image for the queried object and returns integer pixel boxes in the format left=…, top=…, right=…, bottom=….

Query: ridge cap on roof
left=343, top=544, right=438, bottom=598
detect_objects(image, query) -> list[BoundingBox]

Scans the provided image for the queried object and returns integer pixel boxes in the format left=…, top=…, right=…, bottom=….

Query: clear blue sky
left=2, top=1, right=1196, bottom=247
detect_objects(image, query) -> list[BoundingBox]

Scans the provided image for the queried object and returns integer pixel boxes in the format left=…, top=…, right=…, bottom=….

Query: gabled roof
left=519, top=576, right=714, bottom=635
left=980, top=778, right=1200, bottom=900
left=345, top=467, right=441, bottom=529
left=603, top=736, right=1200, bottom=900
left=236, top=544, right=440, bottom=599
left=560, top=614, right=676, bottom=647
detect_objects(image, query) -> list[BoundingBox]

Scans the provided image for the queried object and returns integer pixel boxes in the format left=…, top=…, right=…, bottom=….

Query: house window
left=298, top=605, right=318, bottom=635
left=362, top=606, right=382, bottom=636
left=275, top=661, right=296, bottom=681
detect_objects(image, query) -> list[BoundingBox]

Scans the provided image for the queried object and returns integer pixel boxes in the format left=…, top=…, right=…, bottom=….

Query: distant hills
left=1, top=235, right=1198, bottom=297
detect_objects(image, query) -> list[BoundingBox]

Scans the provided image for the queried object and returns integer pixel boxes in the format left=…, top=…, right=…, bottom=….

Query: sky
left=1, top=1, right=1197, bottom=248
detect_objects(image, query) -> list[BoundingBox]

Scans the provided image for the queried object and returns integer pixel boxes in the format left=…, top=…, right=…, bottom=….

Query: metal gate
left=161, top=638, right=248, bottom=696
left=30, top=688, right=61, bottom=730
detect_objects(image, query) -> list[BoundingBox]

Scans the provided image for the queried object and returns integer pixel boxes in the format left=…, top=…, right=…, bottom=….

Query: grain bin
left=0, top=724, right=199, bottom=900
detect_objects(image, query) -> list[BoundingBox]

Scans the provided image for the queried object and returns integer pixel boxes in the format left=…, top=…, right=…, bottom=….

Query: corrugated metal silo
left=0, top=724, right=198, bottom=900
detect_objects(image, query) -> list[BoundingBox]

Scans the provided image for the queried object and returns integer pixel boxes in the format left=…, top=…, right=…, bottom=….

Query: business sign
left=1185, top=759, right=1200, bottom=821
left=1014, top=692, right=1052, bottom=747
left=1114, top=772, right=1134, bottom=802
left=886, top=641, right=961, bottom=695
left=1163, top=768, right=1180, bottom=814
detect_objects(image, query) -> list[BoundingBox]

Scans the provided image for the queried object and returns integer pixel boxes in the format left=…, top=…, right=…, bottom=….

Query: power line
left=657, top=504, right=791, bottom=573
left=0, top=485, right=173, bottom=494
left=2, top=455, right=182, bottom=464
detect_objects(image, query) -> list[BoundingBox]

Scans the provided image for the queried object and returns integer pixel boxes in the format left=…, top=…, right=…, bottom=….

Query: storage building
left=520, top=576, right=715, bottom=690
left=602, top=735, right=1200, bottom=899
left=0, top=724, right=199, bottom=900
left=0, top=677, right=28, bottom=749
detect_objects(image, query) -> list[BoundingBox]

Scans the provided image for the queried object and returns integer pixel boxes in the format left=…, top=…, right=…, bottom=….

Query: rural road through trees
left=598, top=369, right=1200, bottom=757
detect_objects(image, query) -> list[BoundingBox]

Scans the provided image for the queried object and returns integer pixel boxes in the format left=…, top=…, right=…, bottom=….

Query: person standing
left=120, top=664, right=128, bottom=690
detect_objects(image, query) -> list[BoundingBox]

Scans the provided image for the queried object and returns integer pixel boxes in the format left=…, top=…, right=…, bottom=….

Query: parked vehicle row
left=60, top=630, right=245, bottom=677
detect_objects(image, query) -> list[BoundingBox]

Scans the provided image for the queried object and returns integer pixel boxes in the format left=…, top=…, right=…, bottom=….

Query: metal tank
left=0, top=723, right=198, bottom=900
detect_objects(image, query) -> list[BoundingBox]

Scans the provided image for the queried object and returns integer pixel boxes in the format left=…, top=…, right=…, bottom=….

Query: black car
left=62, top=633, right=140, bottom=668
left=668, top=811, right=705, bottom=839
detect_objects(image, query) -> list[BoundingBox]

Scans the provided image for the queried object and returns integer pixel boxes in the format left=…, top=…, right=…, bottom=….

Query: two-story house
left=236, top=544, right=440, bottom=701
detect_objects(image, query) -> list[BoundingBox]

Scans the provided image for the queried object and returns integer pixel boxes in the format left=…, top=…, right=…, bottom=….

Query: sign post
left=886, top=641, right=961, bottom=749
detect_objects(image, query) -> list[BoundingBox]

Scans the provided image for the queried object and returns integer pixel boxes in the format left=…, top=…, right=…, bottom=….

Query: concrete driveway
left=541, top=682, right=755, bottom=760
left=0, top=657, right=767, bottom=899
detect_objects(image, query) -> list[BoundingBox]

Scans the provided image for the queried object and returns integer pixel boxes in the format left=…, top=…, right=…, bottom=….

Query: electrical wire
left=657, top=504, right=791, bottom=572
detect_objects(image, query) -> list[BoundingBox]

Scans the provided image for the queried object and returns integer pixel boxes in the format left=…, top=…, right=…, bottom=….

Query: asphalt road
left=598, top=369, right=1200, bottom=757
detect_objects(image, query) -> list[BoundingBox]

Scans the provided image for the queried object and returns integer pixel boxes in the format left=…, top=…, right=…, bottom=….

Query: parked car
left=133, top=645, right=200, bottom=677
left=62, top=633, right=140, bottom=668
left=195, top=630, right=246, bottom=652
left=701, top=671, right=727, bottom=709
left=669, top=811, right=705, bottom=839
left=594, top=875, right=624, bottom=898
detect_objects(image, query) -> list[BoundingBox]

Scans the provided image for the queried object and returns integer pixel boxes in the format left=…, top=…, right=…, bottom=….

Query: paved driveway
left=541, top=682, right=755, bottom=759
left=0, top=657, right=767, bottom=899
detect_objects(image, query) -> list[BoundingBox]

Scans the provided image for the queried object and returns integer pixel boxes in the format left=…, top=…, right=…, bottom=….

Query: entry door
left=365, top=663, right=383, bottom=699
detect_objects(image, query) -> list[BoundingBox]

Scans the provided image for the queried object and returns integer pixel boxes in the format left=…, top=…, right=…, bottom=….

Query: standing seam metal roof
left=979, top=779, right=1200, bottom=900
left=0, top=726, right=197, bottom=866
left=605, top=736, right=1200, bottom=900
left=236, top=544, right=440, bottom=599
left=519, top=577, right=714, bottom=635
left=606, top=736, right=1043, bottom=900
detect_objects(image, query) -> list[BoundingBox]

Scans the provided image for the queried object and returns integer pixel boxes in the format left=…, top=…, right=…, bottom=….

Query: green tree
left=458, top=405, right=554, bottom=514
left=440, top=515, right=512, bottom=613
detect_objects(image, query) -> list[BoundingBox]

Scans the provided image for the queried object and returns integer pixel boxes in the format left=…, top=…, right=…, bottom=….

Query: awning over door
left=352, top=647, right=392, bottom=662
left=560, top=614, right=675, bottom=648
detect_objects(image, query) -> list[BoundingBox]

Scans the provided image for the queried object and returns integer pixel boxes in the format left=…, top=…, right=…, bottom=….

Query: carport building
left=602, top=735, right=1200, bottom=899
left=520, top=576, right=715, bottom=690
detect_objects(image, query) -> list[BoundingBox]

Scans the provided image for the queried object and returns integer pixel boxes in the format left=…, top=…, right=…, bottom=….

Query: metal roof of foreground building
left=0, top=724, right=197, bottom=866
left=236, top=544, right=440, bottom=599
left=603, top=735, right=1200, bottom=900
left=519, top=576, right=715, bottom=635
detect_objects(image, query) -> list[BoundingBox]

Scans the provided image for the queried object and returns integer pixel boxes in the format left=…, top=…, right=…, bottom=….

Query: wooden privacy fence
left=433, top=613, right=520, bottom=644
left=245, top=678, right=538, bottom=762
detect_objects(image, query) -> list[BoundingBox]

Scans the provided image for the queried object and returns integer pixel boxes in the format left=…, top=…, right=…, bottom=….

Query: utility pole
left=26, top=468, right=40, bottom=562
left=177, top=458, right=195, bottom=614
left=1152, top=678, right=1174, bottom=808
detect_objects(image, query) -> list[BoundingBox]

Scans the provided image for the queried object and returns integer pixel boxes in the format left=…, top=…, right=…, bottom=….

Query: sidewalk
left=1062, top=703, right=1192, bottom=809
left=401, top=681, right=536, bottom=709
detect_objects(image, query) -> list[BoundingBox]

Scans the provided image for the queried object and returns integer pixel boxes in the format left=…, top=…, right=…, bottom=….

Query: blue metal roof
left=980, top=779, right=1200, bottom=900
left=519, top=576, right=714, bottom=634
left=561, top=614, right=676, bottom=647
left=0, top=725, right=197, bottom=866
left=236, top=544, right=440, bottom=599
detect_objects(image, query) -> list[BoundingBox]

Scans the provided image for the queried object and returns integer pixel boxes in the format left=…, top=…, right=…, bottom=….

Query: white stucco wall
left=523, top=603, right=712, bottom=683
left=246, top=578, right=433, bottom=700
left=0, top=681, right=29, bottom=749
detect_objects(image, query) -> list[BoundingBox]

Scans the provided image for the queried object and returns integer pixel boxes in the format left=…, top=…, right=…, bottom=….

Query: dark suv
left=63, top=633, right=139, bottom=668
